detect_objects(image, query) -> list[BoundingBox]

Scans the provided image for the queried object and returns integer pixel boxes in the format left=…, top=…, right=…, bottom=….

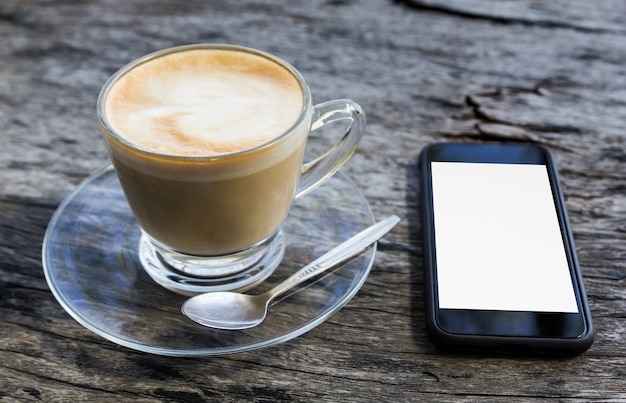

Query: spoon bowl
left=183, top=292, right=269, bottom=330
left=182, top=215, right=400, bottom=330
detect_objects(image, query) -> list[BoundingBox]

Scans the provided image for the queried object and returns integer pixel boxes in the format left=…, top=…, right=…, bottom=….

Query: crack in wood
left=393, top=0, right=626, bottom=34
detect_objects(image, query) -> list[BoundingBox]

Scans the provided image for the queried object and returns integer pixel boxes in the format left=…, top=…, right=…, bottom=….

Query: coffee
left=101, top=47, right=309, bottom=255
left=104, top=49, right=304, bottom=157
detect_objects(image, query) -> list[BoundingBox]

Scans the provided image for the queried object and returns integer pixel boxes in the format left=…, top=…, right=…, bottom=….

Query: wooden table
left=2, top=0, right=625, bottom=400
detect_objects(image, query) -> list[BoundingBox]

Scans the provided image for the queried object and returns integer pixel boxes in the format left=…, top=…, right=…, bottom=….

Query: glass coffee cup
left=97, top=44, right=365, bottom=295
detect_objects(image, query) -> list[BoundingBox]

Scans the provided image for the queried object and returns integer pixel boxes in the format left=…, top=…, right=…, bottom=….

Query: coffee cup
left=97, top=44, right=365, bottom=295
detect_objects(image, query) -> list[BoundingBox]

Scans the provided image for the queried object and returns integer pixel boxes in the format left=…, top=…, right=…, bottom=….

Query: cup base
left=139, top=230, right=285, bottom=295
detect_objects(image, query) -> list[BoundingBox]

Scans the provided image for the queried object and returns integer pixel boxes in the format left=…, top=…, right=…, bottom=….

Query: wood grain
left=1, top=0, right=625, bottom=401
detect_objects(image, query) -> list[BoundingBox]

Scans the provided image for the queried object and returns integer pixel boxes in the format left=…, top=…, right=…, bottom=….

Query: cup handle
left=294, top=99, right=366, bottom=199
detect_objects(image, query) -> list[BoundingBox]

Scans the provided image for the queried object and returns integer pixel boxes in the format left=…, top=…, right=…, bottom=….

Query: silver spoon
left=182, top=215, right=400, bottom=330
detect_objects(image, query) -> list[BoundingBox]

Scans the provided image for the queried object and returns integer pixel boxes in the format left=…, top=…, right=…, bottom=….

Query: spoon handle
left=267, top=215, right=401, bottom=300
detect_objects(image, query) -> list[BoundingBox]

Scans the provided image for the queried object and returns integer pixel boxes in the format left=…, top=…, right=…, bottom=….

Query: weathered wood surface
left=1, top=0, right=625, bottom=401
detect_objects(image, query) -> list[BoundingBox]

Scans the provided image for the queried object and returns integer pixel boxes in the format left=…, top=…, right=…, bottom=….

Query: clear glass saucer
left=42, top=165, right=376, bottom=357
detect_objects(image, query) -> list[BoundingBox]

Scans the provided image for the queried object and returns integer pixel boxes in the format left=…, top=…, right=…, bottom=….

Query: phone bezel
left=419, top=143, right=594, bottom=354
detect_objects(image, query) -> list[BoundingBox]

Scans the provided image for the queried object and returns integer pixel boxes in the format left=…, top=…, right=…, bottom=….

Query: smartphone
left=419, top=142, right=594, bottom=354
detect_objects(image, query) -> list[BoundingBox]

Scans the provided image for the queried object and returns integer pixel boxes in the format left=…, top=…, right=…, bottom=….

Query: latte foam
left=104, top=49, right=304, bottom=157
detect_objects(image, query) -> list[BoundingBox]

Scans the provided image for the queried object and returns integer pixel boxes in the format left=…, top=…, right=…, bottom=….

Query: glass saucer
left=42, top=165, right=376, bottom=357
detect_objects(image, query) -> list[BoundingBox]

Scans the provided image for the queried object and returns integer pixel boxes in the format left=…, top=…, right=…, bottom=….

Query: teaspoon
left=182, top=215, right=400, bottom=330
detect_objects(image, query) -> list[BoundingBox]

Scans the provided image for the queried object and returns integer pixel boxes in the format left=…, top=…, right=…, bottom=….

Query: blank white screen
left=431, top=162, right=578, bottom=313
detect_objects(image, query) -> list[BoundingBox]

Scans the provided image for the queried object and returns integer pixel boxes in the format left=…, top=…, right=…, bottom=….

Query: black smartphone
left=419, top=142, right=594, bottom=354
